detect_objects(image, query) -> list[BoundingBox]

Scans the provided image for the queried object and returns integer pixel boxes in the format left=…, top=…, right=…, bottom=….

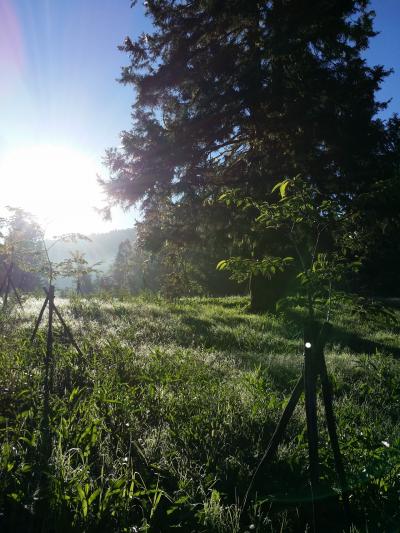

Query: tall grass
left=0, top=295, right=399, bottom=531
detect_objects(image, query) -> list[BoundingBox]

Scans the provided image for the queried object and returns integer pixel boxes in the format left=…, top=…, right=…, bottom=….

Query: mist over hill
left=47, top=228, right=136, bottom=288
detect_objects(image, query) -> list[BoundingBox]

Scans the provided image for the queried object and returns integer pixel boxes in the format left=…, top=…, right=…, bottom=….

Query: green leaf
left=69, top=387, right=81, bottom=403
left=19, top=436, right=35, bottom=447
left=271, top=181, right=283, bottom=193
left=280, top=179, right=290, bottom=198
left=88, top=488, right=101, bottom=506
left=76, top=485, right=88, bottom=518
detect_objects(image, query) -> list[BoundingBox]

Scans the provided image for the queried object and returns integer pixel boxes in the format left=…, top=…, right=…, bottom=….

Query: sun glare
left=0, top=144, right=108, bottom=236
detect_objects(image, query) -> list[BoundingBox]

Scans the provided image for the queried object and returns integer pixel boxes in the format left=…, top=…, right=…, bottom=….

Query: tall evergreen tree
left=103, top=0, right=390, bottom=309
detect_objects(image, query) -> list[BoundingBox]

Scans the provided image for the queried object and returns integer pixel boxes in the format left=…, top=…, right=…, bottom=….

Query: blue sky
left=0, top=0, right=399, bottom=233
left=0, top=0, right=151, bottom=158
left=367, top=0, right=400, bottom=118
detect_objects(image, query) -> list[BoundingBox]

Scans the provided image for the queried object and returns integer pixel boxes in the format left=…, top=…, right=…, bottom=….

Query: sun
left=0, top=144, right=109, bottom=236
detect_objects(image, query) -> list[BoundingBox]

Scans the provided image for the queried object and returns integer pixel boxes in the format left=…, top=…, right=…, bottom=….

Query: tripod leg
left=242, top=374, right=303, bottom=508
left=0, top=262, right=13, bottom=295
left=320, top=356, right=351, bottom=522
left=304, top=342, right=320, bottom=533
left=43, top=288, right=84, bottom=359
left=3, top=263, right=14, bottom=309
left=0, top=276, right=7, bottom=295
left=53, top=303, right=84, bottom=360
left=35, top=285, right=55, bottom=532
left=45, top=286, right=55, bottom=394
left=30, top=297, right=49, bottom=342
left=262, top=374, right=303, bottom=465
left=3, top=279, right=10, bottom=309
left=9, top=278, right=23, bottom=309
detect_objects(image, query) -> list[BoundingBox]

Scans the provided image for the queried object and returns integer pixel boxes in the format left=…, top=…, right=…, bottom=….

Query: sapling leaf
left=280, top=179, right=290, bottom=198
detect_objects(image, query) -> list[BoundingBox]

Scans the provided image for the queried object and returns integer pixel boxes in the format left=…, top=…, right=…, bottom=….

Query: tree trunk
left=249, top=274, right=270, bottom=312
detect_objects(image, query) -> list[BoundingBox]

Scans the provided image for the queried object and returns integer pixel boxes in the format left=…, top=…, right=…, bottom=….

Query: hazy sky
left=0, top=0, right=399, bottom=234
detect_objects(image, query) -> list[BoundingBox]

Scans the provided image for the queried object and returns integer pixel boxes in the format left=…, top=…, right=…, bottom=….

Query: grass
left=0, top=294, right=399, bottom=532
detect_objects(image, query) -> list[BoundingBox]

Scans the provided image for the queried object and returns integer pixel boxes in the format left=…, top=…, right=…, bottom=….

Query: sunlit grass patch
left=0, top=295, right=399, bottom=531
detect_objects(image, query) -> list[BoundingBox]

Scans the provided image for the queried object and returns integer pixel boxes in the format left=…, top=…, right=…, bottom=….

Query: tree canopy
left=102, top=0, right=399, bottom=305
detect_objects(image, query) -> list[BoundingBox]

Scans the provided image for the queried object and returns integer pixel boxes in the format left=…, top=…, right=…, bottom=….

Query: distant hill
left=47, top=228, right=136, bottom=288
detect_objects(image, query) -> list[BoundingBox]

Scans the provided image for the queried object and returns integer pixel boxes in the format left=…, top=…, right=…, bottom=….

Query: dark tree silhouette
left=103, top=0, right=393, bottom=308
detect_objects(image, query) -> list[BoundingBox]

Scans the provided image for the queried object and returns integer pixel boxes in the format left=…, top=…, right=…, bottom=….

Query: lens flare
left=0, top=0, right=24, bottom=96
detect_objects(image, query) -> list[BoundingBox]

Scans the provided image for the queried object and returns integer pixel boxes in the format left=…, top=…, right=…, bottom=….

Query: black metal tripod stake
left=246, top=321, right=350, bottom=531
left=31, top=284, right=85, bottom=525
left=31, top=285, right=83, bottom=361
left=0, top=261, right=23, bottom=310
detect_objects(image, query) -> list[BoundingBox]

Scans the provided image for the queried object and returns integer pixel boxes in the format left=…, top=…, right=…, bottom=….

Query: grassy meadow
left=0, top=295, right=399, bottom=532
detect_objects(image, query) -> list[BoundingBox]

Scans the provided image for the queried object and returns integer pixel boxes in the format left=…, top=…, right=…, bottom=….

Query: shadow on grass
left=179, top=314, right=300, bottom=357
left=285, top=308, right=400, bottom=359
left=329, top=324, right=400, bottom=358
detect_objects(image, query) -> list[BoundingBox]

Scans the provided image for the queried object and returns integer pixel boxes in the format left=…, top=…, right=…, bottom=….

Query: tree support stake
left=245, top=321, right=350, bottom=531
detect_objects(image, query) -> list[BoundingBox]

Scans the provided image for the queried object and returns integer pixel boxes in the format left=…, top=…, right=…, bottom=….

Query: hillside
left=46, top=228, right=136, bottom=288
